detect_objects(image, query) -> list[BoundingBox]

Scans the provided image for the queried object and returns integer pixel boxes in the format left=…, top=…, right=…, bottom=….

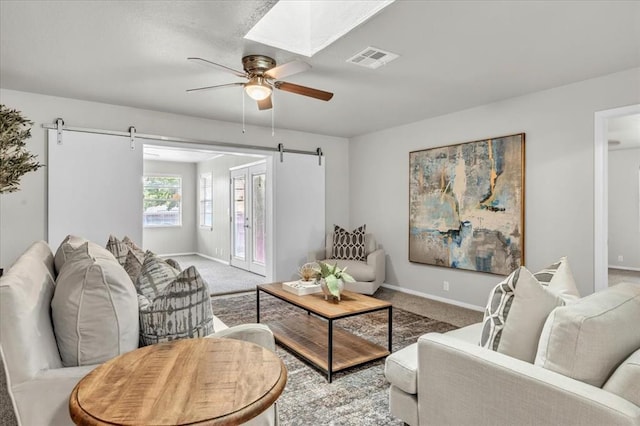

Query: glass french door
left=230, top=162, right=267, bottom=276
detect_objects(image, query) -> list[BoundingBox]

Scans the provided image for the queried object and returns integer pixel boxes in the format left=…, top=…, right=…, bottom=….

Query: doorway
left=230, top=161, right=267, bottom=276
left=594, top=104, right=640, bottom=292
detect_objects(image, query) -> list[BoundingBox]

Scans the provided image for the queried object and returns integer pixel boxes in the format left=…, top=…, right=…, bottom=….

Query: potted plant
left=316, top=262, right=355, bottom=301
left=0, top=105, right=43, bottom=194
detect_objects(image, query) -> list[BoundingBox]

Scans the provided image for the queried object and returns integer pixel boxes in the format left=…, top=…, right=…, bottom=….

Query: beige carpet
left=376, top=287, right=483, bottom=327
left=609, top=268, right=640, bottom=286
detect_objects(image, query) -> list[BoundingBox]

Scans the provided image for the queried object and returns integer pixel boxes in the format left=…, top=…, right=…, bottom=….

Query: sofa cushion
left=323, top=259, right=375, bottom=282
left=54, top=234, right=115, bottom=274
left=384, top=342, right=418, bottom=394
left=51, top=242, right=139, bottom=367
left=603, top=348, right=640, bottom=406
left=135, top=251, right=180, bottom=300
left=138, top=266, right=215, bottom=346
left=535, top=282, right=640, bottom=387
left=480, top=257, right=580, bottom=363
left=106, top=234, right=129, bottom=266
left=331, top=224, right=366, bottom=261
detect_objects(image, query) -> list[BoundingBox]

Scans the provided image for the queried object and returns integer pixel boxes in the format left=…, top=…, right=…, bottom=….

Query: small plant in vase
left=316, top=262, right=355, bottom=301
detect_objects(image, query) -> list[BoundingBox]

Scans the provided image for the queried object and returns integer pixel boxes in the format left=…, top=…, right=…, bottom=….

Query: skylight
left=245, top=0, right=395, bottom=57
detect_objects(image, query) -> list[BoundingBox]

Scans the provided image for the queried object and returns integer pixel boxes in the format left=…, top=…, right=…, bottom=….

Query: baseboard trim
left=608, top=265, right=640, bottom=272
left=157, top=252, right=197, bottom=257
left=195, top=253, right=230, bottom=265
left=381, top=283, right=484, bottom=312
left=156, top=252, right=231, bottom=266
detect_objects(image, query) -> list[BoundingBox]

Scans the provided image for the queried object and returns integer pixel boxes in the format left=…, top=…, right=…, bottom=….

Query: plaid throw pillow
left=135, top=251, right=180, bottom=301
left=331, top=224, right=366, bottom=261
left=106, top=235, right=129, bottom=266
left=138, top=266, right=215, bottom=346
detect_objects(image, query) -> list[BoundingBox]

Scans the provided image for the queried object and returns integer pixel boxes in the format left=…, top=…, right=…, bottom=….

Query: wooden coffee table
left=257, top=283, right=392, bottom=382
left=69, top=338, right=287, bottom=425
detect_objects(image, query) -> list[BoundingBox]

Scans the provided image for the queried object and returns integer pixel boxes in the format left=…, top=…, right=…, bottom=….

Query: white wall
left=196, top=154, right=261, bottom=261
left=349, top=68, right=640, bottom=308
left=143, top=159, right=197, bottom=255
left=608, top=148, right=640, bottom=270
left=0, top=89, right=349, bottom=268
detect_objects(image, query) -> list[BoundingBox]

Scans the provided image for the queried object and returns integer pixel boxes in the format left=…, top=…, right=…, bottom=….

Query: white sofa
left=384, top=282, right=640, bottom=426
left=308, top=232, right=385, bottom=295
left=0, top=240, right=279, bottom=426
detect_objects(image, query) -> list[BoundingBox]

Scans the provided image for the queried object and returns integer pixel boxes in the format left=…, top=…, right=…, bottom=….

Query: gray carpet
left=0, top=292, right=456, bottom=425
left=167, top=255, right=266, bottom=295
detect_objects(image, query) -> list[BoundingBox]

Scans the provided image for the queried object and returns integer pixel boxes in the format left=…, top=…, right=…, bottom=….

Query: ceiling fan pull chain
left=271, top=92, right=275, bottom=136
left=242, top=89, right=246, bottom=134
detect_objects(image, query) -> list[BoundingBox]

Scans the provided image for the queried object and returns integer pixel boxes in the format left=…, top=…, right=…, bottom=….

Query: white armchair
left=308, top=232, right=385, bottom=295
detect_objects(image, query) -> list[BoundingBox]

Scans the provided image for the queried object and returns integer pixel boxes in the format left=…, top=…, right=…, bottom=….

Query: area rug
left=0, top=293, right=456, bottom=426
left=212, top=292, right=457, bottom=425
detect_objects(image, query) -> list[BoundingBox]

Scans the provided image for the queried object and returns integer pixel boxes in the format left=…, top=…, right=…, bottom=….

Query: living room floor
left=609, top=268, right=640, bottom=287
left=374, top=287, right=483, bottom=327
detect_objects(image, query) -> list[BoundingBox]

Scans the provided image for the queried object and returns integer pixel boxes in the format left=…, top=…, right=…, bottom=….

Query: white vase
left=319, top=278, right=344, bottom=301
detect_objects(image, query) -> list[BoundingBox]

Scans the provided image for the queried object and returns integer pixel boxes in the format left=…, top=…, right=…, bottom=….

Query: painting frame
left=408, top=133, right=525, bottom=275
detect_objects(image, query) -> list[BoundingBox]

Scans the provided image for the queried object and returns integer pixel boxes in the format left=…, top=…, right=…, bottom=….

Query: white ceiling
left=1, top=1, right=639, bottom=138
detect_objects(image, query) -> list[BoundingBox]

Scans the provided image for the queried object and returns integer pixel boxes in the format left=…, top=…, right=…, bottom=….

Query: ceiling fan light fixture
left=245, top=77, right=272, bottom=101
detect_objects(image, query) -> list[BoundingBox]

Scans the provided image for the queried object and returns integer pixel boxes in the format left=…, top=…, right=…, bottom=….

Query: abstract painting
left=409, top=134, right=525, bottom=275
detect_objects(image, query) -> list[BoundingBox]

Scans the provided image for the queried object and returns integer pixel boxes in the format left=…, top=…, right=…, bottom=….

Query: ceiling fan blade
left=186, top=82, right=244, bottom=93
left=274, top=81, right=334, bottom=101
left=187, top=57, right=246, bottom=78
left=265, top=60, right=311, bottom=80
left=257, top=96, right=273, bottom=111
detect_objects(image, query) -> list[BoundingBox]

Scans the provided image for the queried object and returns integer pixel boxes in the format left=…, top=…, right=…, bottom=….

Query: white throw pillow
left=51, top=242, right=139, bottom=367
left=535, top=282, right=640, bottom=387
left=54, top=234, right=115, bottom=274
left=480, top=257, right=580, bottom=363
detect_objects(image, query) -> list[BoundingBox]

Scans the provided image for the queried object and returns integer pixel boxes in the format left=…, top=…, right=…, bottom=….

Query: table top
left=69, top=338, right=287, bottom=425
left=258, top=282, right=391, bottom=319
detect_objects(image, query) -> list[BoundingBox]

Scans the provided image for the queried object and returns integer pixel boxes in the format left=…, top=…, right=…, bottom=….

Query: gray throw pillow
left=123, top=249, right=144, bottom=284
left=135, top=251, right=180, bottom=300
left=106, top=235, right=129, bottom=266
left=138, top=266, right=215, bottom=346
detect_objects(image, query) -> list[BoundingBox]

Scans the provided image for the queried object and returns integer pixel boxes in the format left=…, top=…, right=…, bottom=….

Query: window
left=143, top=176, right=182, bottom=227
left=199, top=172, right=213, bottom=228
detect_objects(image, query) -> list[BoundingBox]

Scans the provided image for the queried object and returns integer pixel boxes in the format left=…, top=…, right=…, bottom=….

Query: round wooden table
left=69, top=338, right=287, bottom=425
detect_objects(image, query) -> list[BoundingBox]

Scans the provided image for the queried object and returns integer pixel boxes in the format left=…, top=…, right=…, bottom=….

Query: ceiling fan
left=186, top=55, right=334, bottom=110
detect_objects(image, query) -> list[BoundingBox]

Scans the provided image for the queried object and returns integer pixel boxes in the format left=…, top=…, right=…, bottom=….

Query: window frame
left=199, top=172, right=213, bottom=229
left=142, top=174, right=183, bottom=228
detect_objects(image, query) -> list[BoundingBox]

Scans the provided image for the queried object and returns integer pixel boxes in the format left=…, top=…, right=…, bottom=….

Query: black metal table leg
left=328, top=319, right=333, bottom=383
left=256, top=287, right=261, bottom=323
left=388, top=306, right=393, bottom=352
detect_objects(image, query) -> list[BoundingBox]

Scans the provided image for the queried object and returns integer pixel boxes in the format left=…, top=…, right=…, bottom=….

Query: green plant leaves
left=0, top=105, right=43, bottom=193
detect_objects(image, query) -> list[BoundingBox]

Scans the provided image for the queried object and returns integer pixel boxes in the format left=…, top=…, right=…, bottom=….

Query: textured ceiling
left=1, top=1, right=639, bottom=138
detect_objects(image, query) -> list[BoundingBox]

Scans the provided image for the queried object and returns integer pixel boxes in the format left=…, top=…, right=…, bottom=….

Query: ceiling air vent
left=347, top=47, right=399, bottom=69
